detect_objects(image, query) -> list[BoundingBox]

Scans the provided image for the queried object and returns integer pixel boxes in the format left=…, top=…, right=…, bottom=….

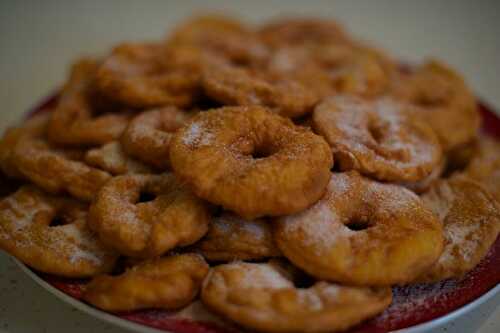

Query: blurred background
left=0, top=0, right=499, bottom=332
left=1, top=0, right=500, bottom=131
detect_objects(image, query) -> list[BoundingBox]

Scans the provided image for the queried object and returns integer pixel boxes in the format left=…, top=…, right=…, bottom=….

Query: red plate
left=24, top=94, right=500, bottom=333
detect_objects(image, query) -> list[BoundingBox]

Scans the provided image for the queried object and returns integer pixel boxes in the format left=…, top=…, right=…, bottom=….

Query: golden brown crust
left=0, top=186, right=118, bottom=277
left=84, top=253, right=209, bottom=312
left=12, top=139, right=111, bottom=202
left=121, top=107, right=192, bottom=170
left=194, top=213, right=281, bottom=261
left=463, top=136, right=500, bottom=203
left=96, top=43, right=200, bottom=109
left=202, top=61, right=318, bottom=118
left=168, top=14, right=268, bottom=67
left=84, top=141, right=152, bottom=175
left=0, top=113, right=49, bottom=178
left=201, top=261, right=392, bottom=333
left=417, top=175, right=500, bottom=282
left=170, top=106, right=333, bottom=219
left=88, top=174, right=209, bottom=258
left=313, top=95, right=442, bottom=182
left=274, top=172, right=443, bottom=286
left=399, top=157, right=446, bottom=194
left=391, top=60, right=480, bottom=152
left=266, top=43, right=396, bottom=99
left=0, top=15, right=498, bottom=330
left=48, top=58, right=130, bottom=147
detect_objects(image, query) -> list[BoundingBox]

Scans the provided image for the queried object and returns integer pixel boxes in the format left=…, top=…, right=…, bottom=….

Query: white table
left=0, top=1, right=498, bottom=332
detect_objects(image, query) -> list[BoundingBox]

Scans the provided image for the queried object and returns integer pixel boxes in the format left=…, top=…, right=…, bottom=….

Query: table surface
left=0, top=0, right=499, bottom=332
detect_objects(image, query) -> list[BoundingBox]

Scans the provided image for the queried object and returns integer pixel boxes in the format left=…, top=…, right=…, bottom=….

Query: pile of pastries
left=1, top=15, right=499, bottom=333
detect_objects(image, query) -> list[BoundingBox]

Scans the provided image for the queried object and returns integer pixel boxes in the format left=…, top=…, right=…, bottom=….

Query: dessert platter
left=1, top=15, right=499, bottom=333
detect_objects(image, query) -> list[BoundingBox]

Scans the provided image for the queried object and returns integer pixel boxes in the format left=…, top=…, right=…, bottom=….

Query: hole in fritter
left=138, top=192, right=156, bottom=203
left=345, top=219, right=371, bottom=231
left=50, top=217, right=66, bottom=227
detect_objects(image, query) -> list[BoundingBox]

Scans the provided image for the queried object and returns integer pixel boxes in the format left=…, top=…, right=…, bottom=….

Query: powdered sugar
left=183, top=123, right=201, bottom=145
left=85, top=142, right=151, bottom=175
left=49, top=224, right=104, bottom=265
left=321, top=284, right=340, bottom=299
left=440, top=222, right=480, bottom=265
left=327, top=173, right=350, bottom=195
left=376, top=279, right=458, bottom=326
left=282, top=199, right=354, bottom=253
left=422, top=182, right=456, bottom=221
left=182, top=122, right=214, bottom=147
left=67, top=247, right=102, bottom=265
left=318, top=95, right=439, bottom=174
left=216, top=214, right=267, bottom=240
left=223, top=262, right=293, bottom=290
left=1, top=195, right=51, bottom=232
left=297, top=290, right=323, bottom=311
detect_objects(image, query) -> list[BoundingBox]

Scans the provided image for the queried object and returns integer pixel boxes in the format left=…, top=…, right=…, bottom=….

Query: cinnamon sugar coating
left=313, top=95, right=442, bottom=182
left=274, top=172, right=443, bottom=286
left=0, top=186, right=118, bottom=277
left=84, top=253, right=209, bottom=312
left=170, top=106, right=333, bottom=219
left=417, top=175, right=500, bottom=282
left=89, top=174, right=209, bottom=258
left=201, top=261, right=392, bottom=332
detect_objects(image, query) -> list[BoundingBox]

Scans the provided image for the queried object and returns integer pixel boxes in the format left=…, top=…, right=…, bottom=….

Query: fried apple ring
left=201, top=261, right=392, bottom=333
left=313, top=95, right=442, bottom=182
left=0, top=113, right=49, bottom=178
left=83, top=253, right=209, bottom=312
left=84, top=141, right=152, bottom=175
left=12, top=139, right=111, bottom=201
left=417, top=175, right=500, bottom=282
left=48, top=58, right=130, bottom=147
left=391, top=60, right=480, bottom=151
left=464, top=136, right=500, bottom=202
left=121, top=107, right=191, bottom=170
left=169, top=106, right=333, bottom=219
left=194, top=213, right=281, bottom=261
left=202, top=62, right=318, bottom=118
left=168, top=15, right=268, bottom=67
left=0, top=186, right=117, bottom=277
left=89, top=174, right=209, bottom=258
left=274, top=172, right=443, bottom=286
left=96, top=43, right=199, bottom=108
left=267, top=43, right=395, bottom=99
left=258, top=18, right=351, bottom=48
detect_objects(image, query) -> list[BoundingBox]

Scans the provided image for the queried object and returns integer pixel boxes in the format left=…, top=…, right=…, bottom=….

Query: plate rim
left=12, top=256, right=500, bottom=333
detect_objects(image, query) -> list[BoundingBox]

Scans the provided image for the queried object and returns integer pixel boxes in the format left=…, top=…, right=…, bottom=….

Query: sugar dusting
left=221, top=262, right=293, bottom=290
left=422, top=181, right=456, bottom=221
left=440, top=220, right=480, bottom=265
left=1, top=195, right=51, bottom=232
left=85, top=142, right=151, bottom=175
left=56, top=224, right=103, bottom=265
left=182, top=122, right=214, bottom=147
left=297, top=290, right=323, bottom=311
left=215, top=214, right=267, bottom=241
left=323, top=95, right=438, bottom=171
left=0, top=189, right=106, bottom=267
left=376, top=279, right=458, bottom=326
left=282, top=199, right=354, bottom=253
left=321, top=284, right=340, bottom=299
